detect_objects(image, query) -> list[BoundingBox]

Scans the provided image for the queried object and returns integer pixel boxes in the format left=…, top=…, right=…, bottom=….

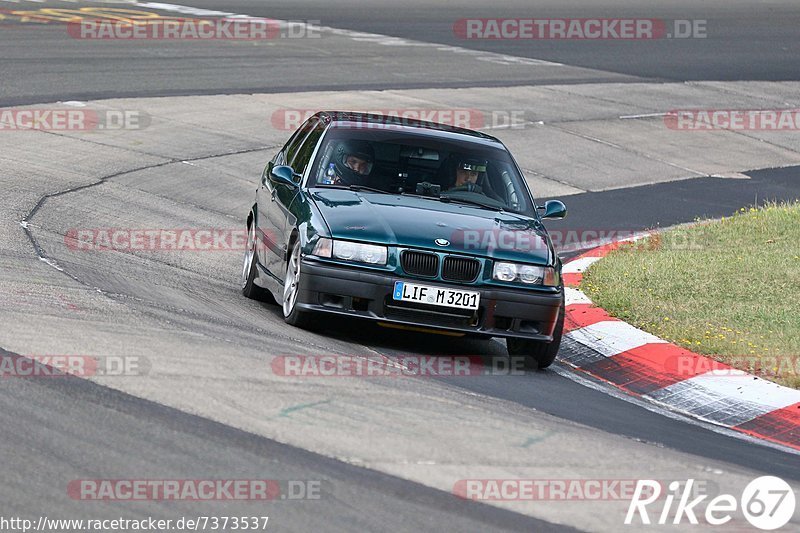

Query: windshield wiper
left=318, top=184, right=391, bottom=194
left=350, top=184, right=392, bottom=194
left=439, top=195, right=504, bottom=211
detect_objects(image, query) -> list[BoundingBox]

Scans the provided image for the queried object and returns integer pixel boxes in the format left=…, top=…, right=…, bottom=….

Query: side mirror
left=269, top=165, right=300, bottom=188
left=539, top=200, right=567, bottom=220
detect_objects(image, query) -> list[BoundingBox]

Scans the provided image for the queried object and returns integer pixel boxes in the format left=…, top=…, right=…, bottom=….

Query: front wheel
left=506, top=302, right=565, bottom=369
left=282, top=241, right=313, bottom=328
left=241, top=221, right=275, bottom=303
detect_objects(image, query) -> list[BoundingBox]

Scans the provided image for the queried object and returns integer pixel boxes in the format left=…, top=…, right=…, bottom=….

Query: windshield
left=309, top=128, right=536, bottom=216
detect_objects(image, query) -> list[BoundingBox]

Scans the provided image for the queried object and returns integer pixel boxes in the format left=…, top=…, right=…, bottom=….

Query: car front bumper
left=296, top=258, right=563, bottom=340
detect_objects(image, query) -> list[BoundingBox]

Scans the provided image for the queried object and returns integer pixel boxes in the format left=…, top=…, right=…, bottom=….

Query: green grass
left=581, top=202, right=800, bottom=388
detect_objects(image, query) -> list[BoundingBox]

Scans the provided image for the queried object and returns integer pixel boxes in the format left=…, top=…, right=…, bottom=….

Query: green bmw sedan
left=242, top=112, right=567, bottom=368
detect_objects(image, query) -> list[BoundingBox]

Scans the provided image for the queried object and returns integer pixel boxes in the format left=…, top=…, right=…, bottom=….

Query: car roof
left=315, top=111, right=505, bottom=149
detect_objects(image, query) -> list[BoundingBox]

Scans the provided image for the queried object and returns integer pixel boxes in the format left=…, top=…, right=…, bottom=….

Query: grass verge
left=581, top=202, right=800, bottom=388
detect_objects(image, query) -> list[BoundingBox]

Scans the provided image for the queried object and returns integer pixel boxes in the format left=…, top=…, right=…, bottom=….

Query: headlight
left=493, top=262, right=517, bottom=282
left=519, top=265, right=542, bottom=284
left=493, top=261, right=559, bottom=286
left=336, top=240, right=358, bottom=260
left=312, top=238, right=387, bottom=265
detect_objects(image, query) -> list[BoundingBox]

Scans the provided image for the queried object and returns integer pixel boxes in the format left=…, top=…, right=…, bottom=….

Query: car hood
left=310, top=189, right=553, bottom=264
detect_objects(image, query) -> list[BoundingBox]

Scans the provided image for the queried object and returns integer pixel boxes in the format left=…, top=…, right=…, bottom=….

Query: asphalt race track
left=3, top=0, right=800, bottom=106
left=1, top=1, right=800, bottom=531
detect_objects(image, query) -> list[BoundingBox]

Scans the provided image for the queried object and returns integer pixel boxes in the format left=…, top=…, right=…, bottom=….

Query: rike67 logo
left=626, top=477, right=796, bottom=530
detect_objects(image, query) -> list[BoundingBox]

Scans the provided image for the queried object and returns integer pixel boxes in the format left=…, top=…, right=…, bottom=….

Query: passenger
left=447, top=157, right=488, bottom=193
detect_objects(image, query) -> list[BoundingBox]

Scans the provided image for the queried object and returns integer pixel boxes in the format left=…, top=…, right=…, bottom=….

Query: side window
left=282, top=119, right=315, bottom=168
left=288, top=120, right=325, bottom=178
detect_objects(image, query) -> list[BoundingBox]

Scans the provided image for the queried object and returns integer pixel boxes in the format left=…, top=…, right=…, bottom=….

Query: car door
left=274, top=118, right=326, bottom=281
left=259, top=118, right=325, bottom=278
left=256, top=120, right=311, bottom=276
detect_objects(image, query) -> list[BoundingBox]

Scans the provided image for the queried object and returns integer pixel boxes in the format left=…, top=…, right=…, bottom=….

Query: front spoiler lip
left=296, top=257, right=563, bottom=340
left=294, top=301, right=554, bottom=341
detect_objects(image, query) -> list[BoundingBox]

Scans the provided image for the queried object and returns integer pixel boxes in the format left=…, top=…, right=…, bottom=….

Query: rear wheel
left=506, top=302, right=565, bottom=369
left=241, top=221, right=275, bottom=303
left=282, top=241, right=313, bottom=328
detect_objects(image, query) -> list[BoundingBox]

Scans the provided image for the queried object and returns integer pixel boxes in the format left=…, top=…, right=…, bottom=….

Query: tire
left=506, top=301, right=565, bottom=370
left=241, top=220, right=275, bottom=303
left=282, top=241, right=313, bottom=328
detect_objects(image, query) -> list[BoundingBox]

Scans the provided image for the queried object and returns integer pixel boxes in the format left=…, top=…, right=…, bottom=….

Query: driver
left=324, top=140, right=374, bottom=185
left=448, top=157, right=488, bottom=193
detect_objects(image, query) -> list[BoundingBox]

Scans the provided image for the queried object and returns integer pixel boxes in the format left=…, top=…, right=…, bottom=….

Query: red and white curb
left=561, top=242, right=800, bottom=452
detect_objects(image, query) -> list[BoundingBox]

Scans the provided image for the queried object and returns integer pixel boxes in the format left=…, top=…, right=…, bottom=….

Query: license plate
left=392, top=281, right=480, bottom=310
